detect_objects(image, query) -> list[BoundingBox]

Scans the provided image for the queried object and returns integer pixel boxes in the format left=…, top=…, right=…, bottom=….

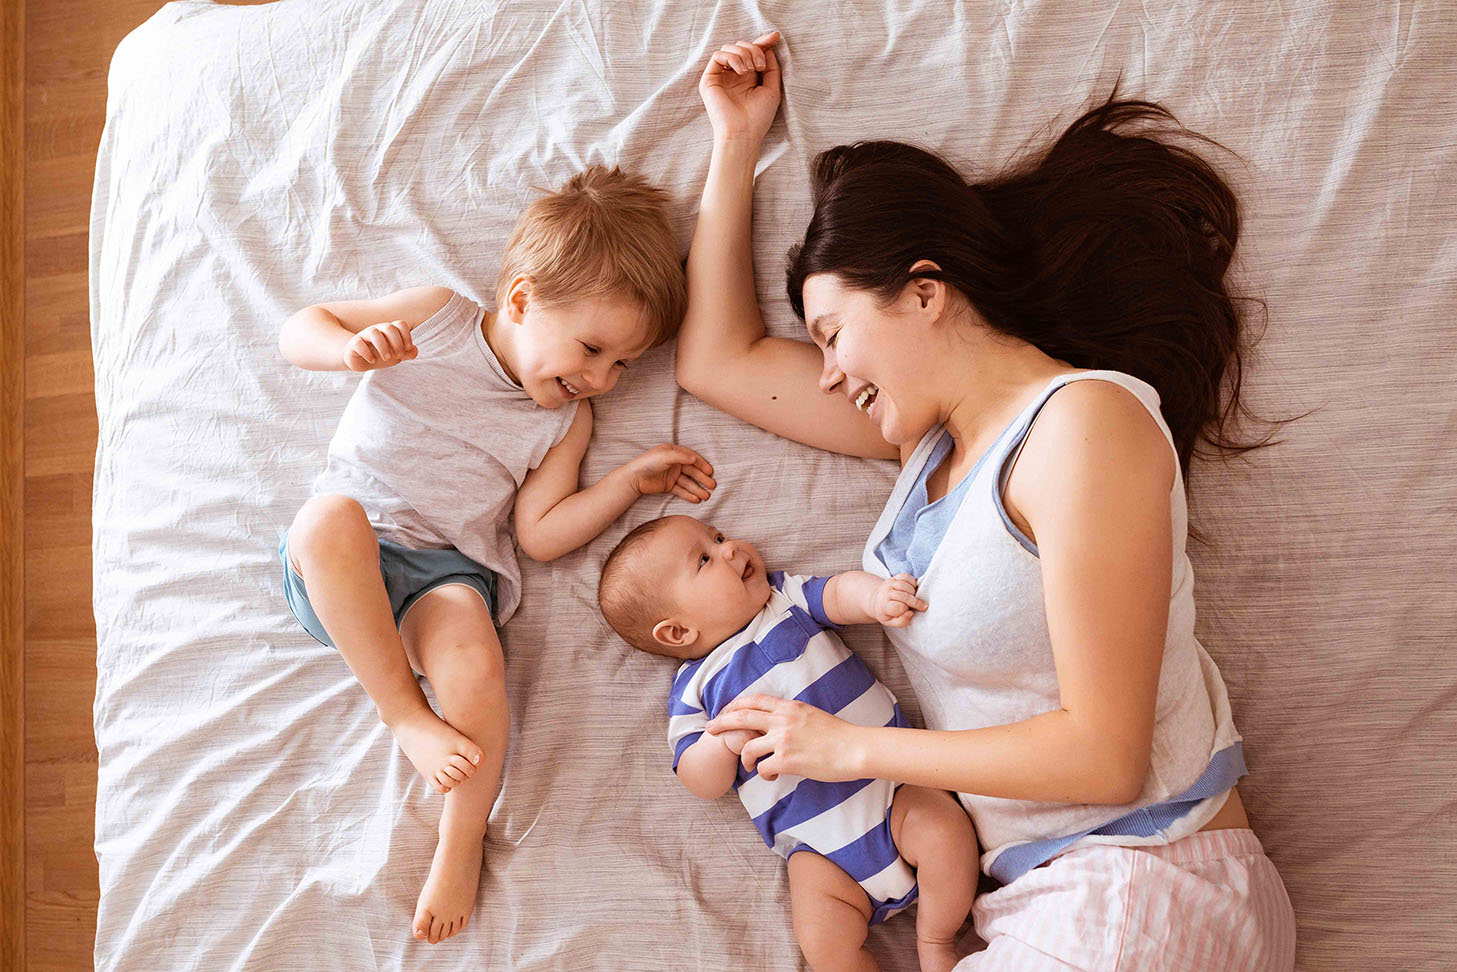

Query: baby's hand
left=699, top=30, right=782, bottom=146
left=872, top=573, right=928, bottom=628
left=711, top=728, right=759, bottom=756
left=344, top=320, right=417, bottom=372
left=623, top=444, right=716, bottom=504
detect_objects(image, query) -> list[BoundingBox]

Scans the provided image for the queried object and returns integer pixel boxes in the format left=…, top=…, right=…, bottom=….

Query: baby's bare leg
left=287, top=495, right=482, bottom=792
left=786, top=851, right=879, bottom=972
left=889, top=786, right=978, bottom=972
left=402, top=585, right=508, bottom=945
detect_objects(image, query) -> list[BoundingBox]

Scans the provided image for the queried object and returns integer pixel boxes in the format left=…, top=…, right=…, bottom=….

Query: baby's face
left=646, top=516, right=773, bottom=656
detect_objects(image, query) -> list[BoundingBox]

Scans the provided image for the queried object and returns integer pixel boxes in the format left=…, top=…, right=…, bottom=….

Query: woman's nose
left=818, top=350, right=843, bottom=394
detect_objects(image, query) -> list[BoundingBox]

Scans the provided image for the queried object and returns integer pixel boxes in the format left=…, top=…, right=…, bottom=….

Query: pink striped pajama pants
left=955, top=829, right=1296, bottom=971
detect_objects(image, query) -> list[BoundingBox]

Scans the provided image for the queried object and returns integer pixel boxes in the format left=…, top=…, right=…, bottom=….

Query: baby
left=278, top=167, right=716, bottom=944
left=598, top=515, right=977, bottom=972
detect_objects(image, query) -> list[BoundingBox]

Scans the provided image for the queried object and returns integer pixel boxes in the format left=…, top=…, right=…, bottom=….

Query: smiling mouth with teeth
left=854, top=386, right=879, bottom=413
left=558, top=378, right=581, bottom=397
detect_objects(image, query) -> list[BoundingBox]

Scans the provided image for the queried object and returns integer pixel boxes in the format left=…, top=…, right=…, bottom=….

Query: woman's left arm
left=711, top=382, right=1176, bottom=805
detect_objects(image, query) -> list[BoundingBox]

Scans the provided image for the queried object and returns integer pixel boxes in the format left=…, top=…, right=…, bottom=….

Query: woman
left=678, top=32, right=1296, bottom=970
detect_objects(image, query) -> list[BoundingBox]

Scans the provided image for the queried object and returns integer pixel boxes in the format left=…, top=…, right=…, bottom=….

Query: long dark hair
left=786, top=93, right=1271, bottom=479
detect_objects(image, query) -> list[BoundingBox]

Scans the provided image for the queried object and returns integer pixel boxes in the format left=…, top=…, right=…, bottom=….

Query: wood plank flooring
left=22, top=3, right=175, bottom=969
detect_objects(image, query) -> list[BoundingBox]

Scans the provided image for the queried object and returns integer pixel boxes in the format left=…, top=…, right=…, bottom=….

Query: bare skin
left=287, top=494, right=482, bottom=794
left=786, top=785, right=976, bottom=972
left=400, top=584, right=509, bottom=944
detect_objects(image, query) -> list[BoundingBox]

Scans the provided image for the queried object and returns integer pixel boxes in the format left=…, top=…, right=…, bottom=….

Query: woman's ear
left=652, top=619, right=699, bottom=652
left=904, top=259, right=946, bottom=318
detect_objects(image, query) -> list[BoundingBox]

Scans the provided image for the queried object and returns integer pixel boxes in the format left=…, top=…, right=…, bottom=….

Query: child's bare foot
left=411, top=829, right=483, bottom=944
left=917, top=938, right=960, bottom=972
left=389, top=706, right=482, bottom=793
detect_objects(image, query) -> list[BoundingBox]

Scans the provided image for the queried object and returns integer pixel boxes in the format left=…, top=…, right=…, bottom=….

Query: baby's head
left=599, top=515, right=773, bottom=660
left=494, top=166, right=685, bottom=408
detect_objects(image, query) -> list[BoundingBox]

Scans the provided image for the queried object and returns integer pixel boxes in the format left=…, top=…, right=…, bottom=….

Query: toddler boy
left=279, top=167, right=716, bottom=944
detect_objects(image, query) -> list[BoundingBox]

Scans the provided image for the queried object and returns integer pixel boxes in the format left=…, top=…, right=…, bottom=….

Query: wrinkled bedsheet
left=90, top=1, right=1457, bottom=969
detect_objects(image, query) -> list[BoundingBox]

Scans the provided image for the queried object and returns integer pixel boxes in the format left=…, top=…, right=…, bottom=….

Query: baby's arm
left=513, top=405, right=717, bottom=562
left=675, top=731, right=750, bottom=800
left=279, top=286, right=454, bottom=372
left=823, top=571, right=928, bottom=628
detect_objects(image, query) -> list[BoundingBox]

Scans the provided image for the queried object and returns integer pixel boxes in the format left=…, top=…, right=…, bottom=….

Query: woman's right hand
left=699, top=30, right=782, bottom=147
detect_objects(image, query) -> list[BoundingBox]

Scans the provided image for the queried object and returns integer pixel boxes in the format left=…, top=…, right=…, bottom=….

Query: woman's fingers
left=718, top=45, right=749, bottom=74
left=733, top=41, right=765, bottom=71
left=739, top=734, right=775, bottom=772
left=760, top=46, right=781, bottom=90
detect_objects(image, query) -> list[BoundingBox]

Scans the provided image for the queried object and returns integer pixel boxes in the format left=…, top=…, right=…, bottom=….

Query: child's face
left=500, top=282, right=654, bottom=409
left=647, top=516, right=773, bottom=658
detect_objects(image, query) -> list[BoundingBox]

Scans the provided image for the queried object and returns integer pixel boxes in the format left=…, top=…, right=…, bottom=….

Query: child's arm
left=675, top=731, right=750, bottom=800
left=822, top=571, right=928, bottom=628
left=513, top=405, right=717, bottom=562
left=675, top=33, right=898, bottom=460
left=279, top=286, right=454, bottom=372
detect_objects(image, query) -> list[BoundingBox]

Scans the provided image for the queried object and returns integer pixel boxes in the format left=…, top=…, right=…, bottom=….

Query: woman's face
left=801, top=272, right=943, bottom=447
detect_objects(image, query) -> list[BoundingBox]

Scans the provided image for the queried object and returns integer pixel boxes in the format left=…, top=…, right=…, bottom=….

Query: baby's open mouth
left=741, top=560, right=754, bottom=581
left=854, top=386, right=878, bottom=413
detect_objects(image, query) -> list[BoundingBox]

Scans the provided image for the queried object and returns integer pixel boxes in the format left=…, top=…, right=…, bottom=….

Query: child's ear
left=652, top=619, right=698, bottom=652
left=504, top=275, right=533, bottom=324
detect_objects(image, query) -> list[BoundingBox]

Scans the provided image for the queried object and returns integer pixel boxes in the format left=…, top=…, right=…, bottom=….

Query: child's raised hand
left=699, top=30, right=782, bottom=146
left=624, top=444, right=716, bottom=503
left=872, top=573, right=928, bottom=628
left=344, top=320, right=417, bottom=372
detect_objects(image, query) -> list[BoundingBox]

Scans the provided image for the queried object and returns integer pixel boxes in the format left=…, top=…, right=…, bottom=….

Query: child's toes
left=412, top=910, right=431, bottom=941
left=458, top=740, right=483, bottom=766
left=447, top=753, right=477, bottom=779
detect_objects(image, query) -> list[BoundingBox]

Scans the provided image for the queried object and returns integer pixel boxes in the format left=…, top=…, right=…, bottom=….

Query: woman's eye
left=582, top=343, right=600, bottom=355
left=826, top=330, right=839, bottom=348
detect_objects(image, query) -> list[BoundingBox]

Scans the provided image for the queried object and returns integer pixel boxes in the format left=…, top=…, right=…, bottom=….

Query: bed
left=89, top=1, right=1457, bottom=969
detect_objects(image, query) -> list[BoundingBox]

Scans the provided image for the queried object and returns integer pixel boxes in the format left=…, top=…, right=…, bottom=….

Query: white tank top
left=861, top=370, right=1242, bottom=878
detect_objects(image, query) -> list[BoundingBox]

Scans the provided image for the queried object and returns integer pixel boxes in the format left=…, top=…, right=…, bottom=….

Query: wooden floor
left=12, top=3, right=261, bottom=969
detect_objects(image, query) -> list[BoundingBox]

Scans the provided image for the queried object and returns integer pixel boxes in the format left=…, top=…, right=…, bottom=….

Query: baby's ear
left=652, top=619, right=698, bottom=652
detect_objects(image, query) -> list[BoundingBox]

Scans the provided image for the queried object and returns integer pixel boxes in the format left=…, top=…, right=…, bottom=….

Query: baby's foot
left=916, top=938, right=960, bottom=972
left=389, top=706, right=482, bottom=793
left=411, top=831, right=483, bottom=944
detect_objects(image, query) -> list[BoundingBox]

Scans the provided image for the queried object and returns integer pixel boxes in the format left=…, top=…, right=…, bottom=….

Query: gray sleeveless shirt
left=862, top=371, right=1241, bottom=876
left=313, top=291, right=578, bottom=623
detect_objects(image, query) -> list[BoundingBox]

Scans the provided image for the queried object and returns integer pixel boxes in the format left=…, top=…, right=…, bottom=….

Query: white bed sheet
left=90, top=2, right=1457, bottom=969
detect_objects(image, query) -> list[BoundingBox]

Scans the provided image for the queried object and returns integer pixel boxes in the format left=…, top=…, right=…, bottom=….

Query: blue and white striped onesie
left=667, top=572, right=919, bottom=924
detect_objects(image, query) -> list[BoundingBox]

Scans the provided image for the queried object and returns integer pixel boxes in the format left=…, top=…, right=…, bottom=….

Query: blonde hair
left=496, top=166, right=686, bottom=348
left=598, top=518, right=676, bottom=654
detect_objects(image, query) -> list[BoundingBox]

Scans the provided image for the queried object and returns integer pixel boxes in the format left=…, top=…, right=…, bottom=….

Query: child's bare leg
left=288, top=495, right=482, bottom=792
left=401, top=585, right=508, bottom=944
left=786, top=851, right=879, bottom=972
left=889, top=786, right=977, bottom=972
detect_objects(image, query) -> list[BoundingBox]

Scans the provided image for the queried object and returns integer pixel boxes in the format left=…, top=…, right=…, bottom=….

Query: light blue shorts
left=279, top=532, right=497, bottom=672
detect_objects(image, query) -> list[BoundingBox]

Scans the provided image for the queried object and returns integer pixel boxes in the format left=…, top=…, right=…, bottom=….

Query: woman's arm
left=710, top=383, right=1176, bottom=805
left=677, top=34, right=897, bottom=460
